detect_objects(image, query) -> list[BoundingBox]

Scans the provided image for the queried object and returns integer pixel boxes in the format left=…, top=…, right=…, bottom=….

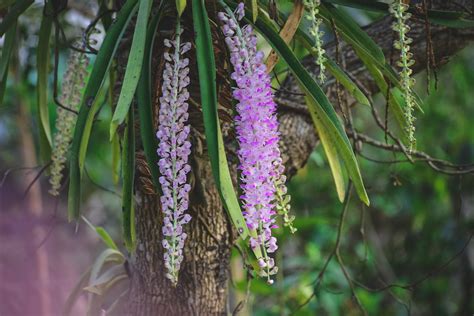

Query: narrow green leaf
left=112, top=133, right=121, bottom=185
left=176, top=0, right=187, bottom=16
left=82, top=216, right=119, bottom=250
left=68, top=0, right=139, bottom=221
left=37, top=3, right=53, bottom=163
left=192, top=0, right=250, bottom=239
left=0, top=20, right=16, bottom=105
left=308, top=96, right=347, bottom=202
left=110, top=0, right=152, bottom=139
left=109, top=68, right=121, bottom=184
left=78, top=81, right=108, bottom=172
left=122, top=108, right=136, bottom=251
left=136, top=7, right=163, bottom=191
left=247, top=0, right=258, bottom=22
left=0, top=0, right=33, bottom=37
left=250, top=11, right=370, bottom=205
left=324, top=58, right=370, bottom=106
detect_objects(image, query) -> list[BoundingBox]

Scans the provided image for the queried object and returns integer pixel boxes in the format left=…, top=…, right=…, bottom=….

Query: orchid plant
left=5, top=0, right=470, bottom=300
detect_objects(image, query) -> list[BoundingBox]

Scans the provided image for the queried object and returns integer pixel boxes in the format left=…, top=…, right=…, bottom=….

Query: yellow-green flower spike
left=49, top=49, right=89, bottom=196
left=304, top=0, right=326, bottom=84
left=390, top=0, right=416, bottom=152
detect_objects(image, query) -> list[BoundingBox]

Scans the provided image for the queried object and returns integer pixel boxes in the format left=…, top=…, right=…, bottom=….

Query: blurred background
left=1, top=1, right=473, bottom=315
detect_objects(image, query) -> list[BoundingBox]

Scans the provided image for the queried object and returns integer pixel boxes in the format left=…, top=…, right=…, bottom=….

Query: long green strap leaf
left=0, top=21, right=16, bottom=106
left=250, top=11, right=370, bottom=205
left=192, top=0, right=250, bottom=239
left=324, top=58, right=370, bottom=106
left=36, top=3, right=53, bottom=163
left=0, top=0, right=33, bottom=36
left=110, top=0, right=152, bottom=139
left=122, top=108, right=136, bottom=251
left=307, top=96, right=348, bottom=202
left=68, top=0, right=139, bottom=221
left=136, top=7, right=163, bottom=191
left=247, top=0, right=258, bottom=22
left=78, top=81, right=109, bottom=172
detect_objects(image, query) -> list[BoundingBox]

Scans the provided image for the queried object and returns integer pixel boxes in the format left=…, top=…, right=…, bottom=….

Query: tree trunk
left=128, top=150, right=231, bottom=315
left=124, top=0, right=474, bottom=314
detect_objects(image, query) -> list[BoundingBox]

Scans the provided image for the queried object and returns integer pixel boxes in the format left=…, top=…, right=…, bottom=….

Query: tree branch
left=276, top=0, right=474, bottom=176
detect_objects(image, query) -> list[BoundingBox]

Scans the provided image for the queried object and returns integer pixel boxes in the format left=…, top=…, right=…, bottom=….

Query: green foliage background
left=0, top=2, right=473, bottom=315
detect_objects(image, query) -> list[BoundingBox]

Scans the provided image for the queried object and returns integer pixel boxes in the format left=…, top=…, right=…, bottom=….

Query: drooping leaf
left=68, top=0, right=139, bottom=221
left=307, top=97, right=348, bottom=202
left=136, top=7, right=163, bottom=191
left=192, top=0, right=250, bottom=239
left=122, top=108, right=136, bottom=251
left=110, top=0, right=152, bottom=139
left=324, top=58, right=370, bottom=106
left=112, top=132, right=121, bottom=185
left=247, top=0, right=258, bottom=22
left=78, top=81, right=108, bottom=172
left=249, top=10, right=370, bottom=205
left=36, top=3, right=54, bottom=163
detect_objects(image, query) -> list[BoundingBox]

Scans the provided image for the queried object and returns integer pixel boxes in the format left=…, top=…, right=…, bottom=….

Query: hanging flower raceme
left=156, top=22, right=192, bottom=286
left=49, top=49, right=89, bottom=196
left=218, top=2, right=294, bottom=284
left=304, top=0, right=326, bottom=84
left=390, top=0, right=416, bottom=152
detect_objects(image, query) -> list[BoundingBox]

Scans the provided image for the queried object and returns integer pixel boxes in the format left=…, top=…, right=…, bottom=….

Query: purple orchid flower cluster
left=156, top=25, right=192, bottom=286
left=218, top=3, right=291, bottom=283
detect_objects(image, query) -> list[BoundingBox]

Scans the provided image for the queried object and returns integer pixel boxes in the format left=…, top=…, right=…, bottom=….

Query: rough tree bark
left=126, top=1, right=474, bottom=315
